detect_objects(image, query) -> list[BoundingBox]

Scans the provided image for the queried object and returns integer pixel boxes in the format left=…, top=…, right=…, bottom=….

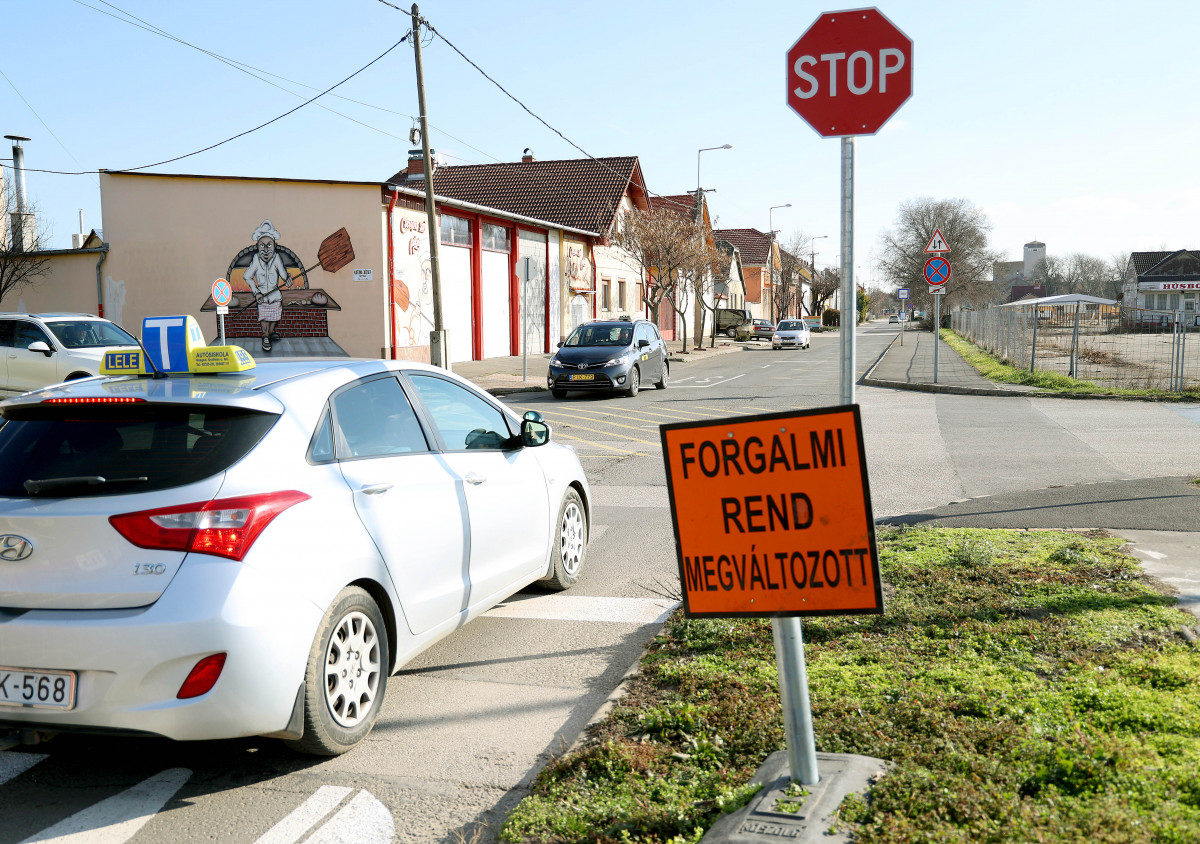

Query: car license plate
left=568, top=374, right=595, bottom=381
left=0, top=666, right=76, bottom=710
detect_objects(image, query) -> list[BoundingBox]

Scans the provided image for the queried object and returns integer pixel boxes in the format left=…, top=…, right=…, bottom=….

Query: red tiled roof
left=651, top=193, right=699, bottom=218
left=390, top=156, right=642, bottom=236
left=713, top=228, right=773, bottom=265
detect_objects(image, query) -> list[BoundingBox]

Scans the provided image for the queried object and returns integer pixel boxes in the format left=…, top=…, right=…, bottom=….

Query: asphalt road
left=3, top=322, right=1198, bottom=843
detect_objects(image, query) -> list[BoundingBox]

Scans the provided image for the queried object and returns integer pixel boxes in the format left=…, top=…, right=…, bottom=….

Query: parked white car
left=0, top=313, right=140, bottom=396
left=0, top=340, right=590, bottom=755
left=771, top=319, right=812, bottom=350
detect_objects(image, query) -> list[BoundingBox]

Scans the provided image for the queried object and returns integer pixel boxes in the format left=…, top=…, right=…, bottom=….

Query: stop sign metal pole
left=840, top=137, right=855, bottom=406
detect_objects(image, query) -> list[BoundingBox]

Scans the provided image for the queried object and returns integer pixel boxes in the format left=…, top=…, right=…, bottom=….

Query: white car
left=0, top=313, right=140, bottom=396
left=0, top=339, right=590, bottom=755
left=771, top=319, right=812, bottom=350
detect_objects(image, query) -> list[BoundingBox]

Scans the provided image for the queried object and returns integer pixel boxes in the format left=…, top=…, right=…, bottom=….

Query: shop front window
left=481, top=222, right=510, bottom=252
left=440, top=214, right=472, bottom=247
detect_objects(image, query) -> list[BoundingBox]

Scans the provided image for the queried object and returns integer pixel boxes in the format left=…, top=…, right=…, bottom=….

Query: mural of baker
left=244, top=221, right=287, bottom=351
left=203, top=221, right=351, bottom=357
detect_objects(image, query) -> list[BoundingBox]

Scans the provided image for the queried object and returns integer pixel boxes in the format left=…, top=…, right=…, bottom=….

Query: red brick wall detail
left=221, top=308, right=331, bottom=338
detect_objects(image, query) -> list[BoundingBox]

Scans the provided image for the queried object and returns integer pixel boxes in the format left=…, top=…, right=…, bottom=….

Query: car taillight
left=177, top=653, right=227, bottom=699
left=109, top=491, right=310, bottom=562
left=42, top=397, right=144, bottom=404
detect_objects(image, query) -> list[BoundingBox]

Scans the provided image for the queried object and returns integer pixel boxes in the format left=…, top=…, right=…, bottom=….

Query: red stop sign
left=786, top=8, right=913, bottom=138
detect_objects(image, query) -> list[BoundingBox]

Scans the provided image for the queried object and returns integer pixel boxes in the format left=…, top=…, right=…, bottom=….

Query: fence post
left=1029, top=307, right=1038, bottom=373
left=1069, top=302, right=1081, bottom=379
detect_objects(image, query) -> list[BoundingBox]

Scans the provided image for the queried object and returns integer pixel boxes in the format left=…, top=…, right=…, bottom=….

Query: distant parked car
left=771, top=319, right=811, bottom=350
left=736, top=319, right=776, bottom=342
left=714, top=308, right=752, bottom=338
left=888, top=315, right=900, bottom=324
left=0, top=313, right=140, bottom=396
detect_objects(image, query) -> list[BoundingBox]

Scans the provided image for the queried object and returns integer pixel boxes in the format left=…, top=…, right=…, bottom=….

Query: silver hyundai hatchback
left=0, top=355, right=590, bottom=755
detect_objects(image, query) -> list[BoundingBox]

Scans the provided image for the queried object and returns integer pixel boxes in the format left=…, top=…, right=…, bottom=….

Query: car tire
left=287, top=586, right=389, bottom=757
left=655, top=361, right=668, bottom=389
left=551, top=389, right=567, bottom=399
left=544, top=488, right=587, bottom=591
left=624, top=366, right=640, bottom=397
left=726, top=328, right=738, bottom=338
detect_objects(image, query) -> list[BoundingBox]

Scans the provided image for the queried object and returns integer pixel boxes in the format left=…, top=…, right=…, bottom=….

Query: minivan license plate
left=0, top=666, right=77, bottom=710
left=569, top=374, right=595, bottom=381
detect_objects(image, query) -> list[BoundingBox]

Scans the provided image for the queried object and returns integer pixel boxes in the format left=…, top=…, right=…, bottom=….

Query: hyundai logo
left=0, top=535, right=33, bottom=562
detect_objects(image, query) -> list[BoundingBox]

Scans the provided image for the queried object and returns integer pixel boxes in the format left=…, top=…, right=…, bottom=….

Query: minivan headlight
left=602, top=354, right=630, bottom=367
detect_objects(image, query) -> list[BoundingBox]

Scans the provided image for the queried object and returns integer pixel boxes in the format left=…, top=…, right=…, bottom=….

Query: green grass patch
left=500, top=528, right=1200, bottom=844
left=941, top=330, right=1200, bottom=399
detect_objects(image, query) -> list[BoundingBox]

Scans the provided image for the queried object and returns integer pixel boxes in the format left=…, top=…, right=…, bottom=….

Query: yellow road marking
left=539, top=409, right=666, bottom=436
left=551, top=430, right=644, bottom=455
left=538, top=414, right=662, bottom=447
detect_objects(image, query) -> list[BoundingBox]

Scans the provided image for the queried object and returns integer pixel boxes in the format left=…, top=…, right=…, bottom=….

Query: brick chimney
left=406, top=148, right=437, bottom=179
left=521, top=148, right=535, bottom=163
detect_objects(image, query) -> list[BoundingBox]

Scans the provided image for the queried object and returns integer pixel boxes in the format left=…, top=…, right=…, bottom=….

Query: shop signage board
left=661, top=407, right=882, bottom=618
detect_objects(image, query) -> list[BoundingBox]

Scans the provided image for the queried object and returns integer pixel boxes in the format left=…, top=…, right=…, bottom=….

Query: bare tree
left=810, top=267, right=840, bottom=315
left=609, top=206, right=713, bottom=328
left=1109, top=252, right=1132, bottom=302
left=1032, top=253, right=1116, bottom=299
left=0, top=175, right=51, bottom=307
left=875, top=197, right=1002, bottom=313
left=775, top=232, right=814, bottom=319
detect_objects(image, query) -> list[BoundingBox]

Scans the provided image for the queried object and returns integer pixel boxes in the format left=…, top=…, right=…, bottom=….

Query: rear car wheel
left=544, top=488, right=587, bottom=591
left=726, top=327, right=738, bottom=338
left=624, top=366, right=640, bottom=397
left=287, top=586, right=389, bottom=756
left=655, top=361, right=668, bottom=389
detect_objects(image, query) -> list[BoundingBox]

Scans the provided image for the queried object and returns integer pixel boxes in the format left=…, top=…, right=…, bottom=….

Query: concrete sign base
left=702, top=751, right=887, bottom=844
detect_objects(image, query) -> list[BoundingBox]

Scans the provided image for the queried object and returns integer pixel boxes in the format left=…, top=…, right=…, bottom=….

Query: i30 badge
left=0, top=535, right=33, bottom=561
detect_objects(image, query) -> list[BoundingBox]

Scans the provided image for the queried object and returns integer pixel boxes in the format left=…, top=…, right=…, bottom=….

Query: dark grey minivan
left=547, top=318, right=668, bottom=398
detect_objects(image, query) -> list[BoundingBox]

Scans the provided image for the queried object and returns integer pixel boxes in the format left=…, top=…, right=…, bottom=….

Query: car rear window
left=0, top=404, right=277, bottom=497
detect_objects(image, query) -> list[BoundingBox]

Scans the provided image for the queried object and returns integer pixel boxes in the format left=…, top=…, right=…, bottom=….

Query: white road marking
left=254, top=786, right=352, bottom=844
left=487, top=595, right=677, bottom=624
left=305, top=790, right=395, bottom=844
left=671, top=374, right=746, bottom=389
left=1138, top=549, right=1168, bottom=560
left=0, top=751, right=47, bottom=786
left=20, top=767, right=191, bottom=844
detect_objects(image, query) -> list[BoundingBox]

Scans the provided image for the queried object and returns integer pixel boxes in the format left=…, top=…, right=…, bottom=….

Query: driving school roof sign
left=661, top=407, right=882, bottom=618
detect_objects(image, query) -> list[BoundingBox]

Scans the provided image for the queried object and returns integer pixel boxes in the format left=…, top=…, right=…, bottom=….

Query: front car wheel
left=624, top=366, right=640, bottom=397
left=544, top=488, right=587, bottom=591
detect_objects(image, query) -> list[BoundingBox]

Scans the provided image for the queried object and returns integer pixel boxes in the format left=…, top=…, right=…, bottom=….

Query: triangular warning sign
left=924, top=229, right=950, bottom=253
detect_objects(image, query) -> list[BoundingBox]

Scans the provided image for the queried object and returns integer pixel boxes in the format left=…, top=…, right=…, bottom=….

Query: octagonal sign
left=786, top=7, right=913, bottom=138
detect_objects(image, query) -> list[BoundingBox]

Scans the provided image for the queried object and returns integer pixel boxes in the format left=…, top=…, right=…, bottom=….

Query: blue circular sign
left=212, top=278, right=233, bottom=307
left=923, top=256, right=950, bottom=286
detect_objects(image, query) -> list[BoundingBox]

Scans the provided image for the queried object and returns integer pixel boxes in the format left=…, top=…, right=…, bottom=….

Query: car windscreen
left=564, top=325, right=633, bottom=347
left=0, top=404, right=278, bottom=497
left=777, top=321, right=803, bottom=330
left=46, top=320, right=138, bottom=349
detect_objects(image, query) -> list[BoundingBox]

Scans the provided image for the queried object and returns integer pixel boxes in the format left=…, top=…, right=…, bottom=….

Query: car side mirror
left=637, top=339, right=649, bottom=348
left=27, top=341, right=53, bottom=357
left=557, top=340, right=564, bottom=348
left=523, top=410, right=544, bottom=423
left=521, top=418, right=550, bottom=448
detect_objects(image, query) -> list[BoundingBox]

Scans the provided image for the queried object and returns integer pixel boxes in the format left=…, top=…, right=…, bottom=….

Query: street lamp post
left=768, top=204, right=791, bottom=322
left=810, top=235, right=828, bottom=318
left=696, top=144, right=731, bottom=348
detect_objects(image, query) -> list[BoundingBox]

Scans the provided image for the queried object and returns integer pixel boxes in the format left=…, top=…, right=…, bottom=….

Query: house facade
left=710, top=228, right=778, bottom=321
left=1122, top=249, right=1200, bottom=324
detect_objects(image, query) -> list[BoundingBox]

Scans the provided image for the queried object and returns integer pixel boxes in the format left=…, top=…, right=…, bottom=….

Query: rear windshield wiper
left=23, top=475, right=150, bottom=495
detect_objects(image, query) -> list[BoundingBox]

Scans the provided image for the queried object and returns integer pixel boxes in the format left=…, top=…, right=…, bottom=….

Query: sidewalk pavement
left=863, top=326, right=1039, bottom=396
left=452, top=335, right=748, bottom=396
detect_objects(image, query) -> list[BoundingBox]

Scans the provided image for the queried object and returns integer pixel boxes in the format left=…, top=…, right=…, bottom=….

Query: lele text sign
left=661, top=407, right=882, bottom=618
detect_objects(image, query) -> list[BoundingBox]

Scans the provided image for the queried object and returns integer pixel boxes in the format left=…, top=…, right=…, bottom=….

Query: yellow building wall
left=4, top=251, right=105, bottom=315
left=97, top=172, right=388, bottom=358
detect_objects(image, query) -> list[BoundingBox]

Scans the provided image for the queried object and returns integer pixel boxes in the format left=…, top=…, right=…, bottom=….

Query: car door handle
left=464, top=473, right=486, bottom=486
left=360, top=483, right=393, bottom=495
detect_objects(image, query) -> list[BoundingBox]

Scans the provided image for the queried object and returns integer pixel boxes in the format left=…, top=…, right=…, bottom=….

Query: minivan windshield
left=46, top=320, right=138, bottom=349
left=564, top=324, right=633, bottom=347
left=0, top=404, right=277, bottom=497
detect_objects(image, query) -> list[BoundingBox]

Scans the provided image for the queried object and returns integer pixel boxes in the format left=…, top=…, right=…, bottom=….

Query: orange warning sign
left=660, top=406, right=882, bottom=618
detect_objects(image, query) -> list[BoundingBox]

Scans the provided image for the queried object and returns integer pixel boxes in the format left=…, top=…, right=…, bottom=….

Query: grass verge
left=940, top=330, right=1200, bottom=399
left=501, top=528, right=1200, bottom=844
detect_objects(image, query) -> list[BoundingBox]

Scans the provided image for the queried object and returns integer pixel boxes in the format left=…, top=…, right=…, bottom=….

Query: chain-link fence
left=951, top=303, right=1200, bottom=391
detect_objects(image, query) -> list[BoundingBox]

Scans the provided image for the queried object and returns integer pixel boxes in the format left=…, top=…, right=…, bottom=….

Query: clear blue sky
left=4, top=0, right=1198, bottom=286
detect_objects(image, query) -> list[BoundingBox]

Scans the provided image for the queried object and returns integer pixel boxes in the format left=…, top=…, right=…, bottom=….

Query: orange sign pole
left=661, top=406, right=882, bottom=784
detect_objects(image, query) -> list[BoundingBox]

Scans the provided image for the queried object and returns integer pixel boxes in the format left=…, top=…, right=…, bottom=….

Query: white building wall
left=481, top=250, right=511, bottom=358
left=441, top=244, right=473, bottom=363
left=518, top=229, right=548, bottom=354
left=548, top=229, right=562, bottom=343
